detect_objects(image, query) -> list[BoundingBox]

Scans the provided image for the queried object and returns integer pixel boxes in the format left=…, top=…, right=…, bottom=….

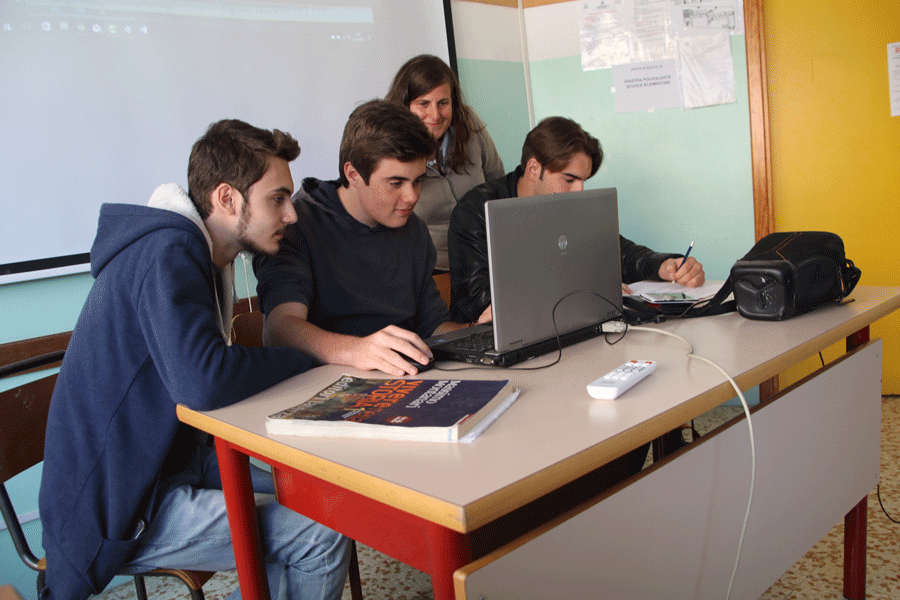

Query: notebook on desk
left=427, top=188, right=623, bottom=367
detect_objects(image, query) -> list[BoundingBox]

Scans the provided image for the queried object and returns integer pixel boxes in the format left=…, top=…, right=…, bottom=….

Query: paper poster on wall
left=579, top=0, right=744, bottom=72
left=678, top=29, right=736, bottom=108
left=677, top=0, right=743, bottom=35
left=889, top=42, right=900, bottom=117
left=612, top=60, right=683, bottom=112
left=632, top=0, right=677, bottom=62
left=579, top=1, right=634, bottom=70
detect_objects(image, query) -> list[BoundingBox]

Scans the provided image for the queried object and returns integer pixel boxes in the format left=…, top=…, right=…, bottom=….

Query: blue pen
left=678, top=241, right=695, bottom=270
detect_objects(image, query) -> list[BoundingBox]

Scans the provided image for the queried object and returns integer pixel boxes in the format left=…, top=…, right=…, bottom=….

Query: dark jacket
left=447, top=167, right=680, bottom=323
left=39, top=189, right=310, bottom=600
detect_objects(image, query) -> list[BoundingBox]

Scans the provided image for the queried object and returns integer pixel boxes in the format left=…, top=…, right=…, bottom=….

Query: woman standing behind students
left=386, top=54, right=505, bottom=271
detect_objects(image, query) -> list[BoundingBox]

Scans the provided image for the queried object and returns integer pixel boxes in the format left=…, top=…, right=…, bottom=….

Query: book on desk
left=266, top=375, right=514, bottom=442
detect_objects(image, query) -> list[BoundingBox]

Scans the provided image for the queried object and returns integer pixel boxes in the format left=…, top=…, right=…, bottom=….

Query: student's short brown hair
left=338, top=100, right=436, bottom=187
left=520, top=117, right=603, bottom=178
left=188, top=119, right=300, bottom=219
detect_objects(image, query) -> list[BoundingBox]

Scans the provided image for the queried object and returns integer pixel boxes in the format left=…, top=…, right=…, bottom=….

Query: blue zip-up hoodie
left=38, top=185, right=311, bottom=600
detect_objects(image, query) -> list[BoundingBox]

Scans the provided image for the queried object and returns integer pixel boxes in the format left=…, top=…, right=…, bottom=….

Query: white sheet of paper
left=613, top=60, right=684, bottom=112
left=889, top=42, right=900, bottom=117
left=627, top=280, right=725, bottom=301
left=678, top=29, right=736, bottom=108
left=579, top=1, right=634, bottom=70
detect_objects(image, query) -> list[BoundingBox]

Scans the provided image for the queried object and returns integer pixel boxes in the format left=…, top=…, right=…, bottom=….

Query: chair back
left=0, top=358, right=60, bottom=573
left=432, top=272, right=451, bottom=310
left=230, top=311, right=265, bottom=348
left=0, top=584, right=24, bottom=600
left=0, top=352, right=218, bottom=598
left=0, top=372, right=56, bottom=485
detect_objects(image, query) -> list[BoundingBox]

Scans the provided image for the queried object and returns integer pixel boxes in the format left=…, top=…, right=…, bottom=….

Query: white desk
left=177, top=285, right=900, bottom=600
left=455, top=339, right=882, bottom=599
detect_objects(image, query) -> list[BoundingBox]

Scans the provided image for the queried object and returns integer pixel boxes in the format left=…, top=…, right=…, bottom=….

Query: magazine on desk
left=266, top=375, right=516, bottom=442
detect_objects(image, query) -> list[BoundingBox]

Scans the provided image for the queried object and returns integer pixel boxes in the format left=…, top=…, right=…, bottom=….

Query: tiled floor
left=93, top=397, right=900, bottom=600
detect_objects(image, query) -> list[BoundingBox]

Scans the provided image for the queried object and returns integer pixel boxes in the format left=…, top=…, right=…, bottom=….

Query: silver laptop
left=428, top=188, right=623, bottom=367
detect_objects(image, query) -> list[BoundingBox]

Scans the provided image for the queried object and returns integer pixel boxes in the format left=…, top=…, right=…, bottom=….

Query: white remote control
left=587, top=360, right=657, bottom=399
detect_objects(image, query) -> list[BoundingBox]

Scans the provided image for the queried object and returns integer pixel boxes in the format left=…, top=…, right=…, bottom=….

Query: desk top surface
left=178, top=285, right=900, bottom=532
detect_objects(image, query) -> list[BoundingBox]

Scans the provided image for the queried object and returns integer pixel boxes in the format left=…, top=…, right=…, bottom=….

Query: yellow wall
left=765, top=0, right=900, bottom=392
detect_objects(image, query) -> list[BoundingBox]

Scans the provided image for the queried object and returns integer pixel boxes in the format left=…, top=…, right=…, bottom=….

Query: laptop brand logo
left=558, top=235, right=568, bottom=251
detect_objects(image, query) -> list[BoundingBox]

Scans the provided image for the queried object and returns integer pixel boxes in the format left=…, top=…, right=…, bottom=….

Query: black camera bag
left=730, top=231, right=861, bottom=321
left=621, top=231, right=861, bottom=324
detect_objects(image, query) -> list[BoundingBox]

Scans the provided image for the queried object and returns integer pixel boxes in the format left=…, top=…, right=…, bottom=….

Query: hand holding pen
left=659, top=241, right=705, bottom=287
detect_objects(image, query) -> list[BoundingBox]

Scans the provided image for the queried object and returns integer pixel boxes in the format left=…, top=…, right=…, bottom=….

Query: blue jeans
left=121, top=448, right=351, bottom=600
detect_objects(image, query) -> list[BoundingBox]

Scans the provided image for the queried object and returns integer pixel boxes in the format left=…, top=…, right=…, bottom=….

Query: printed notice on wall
left=579, top=1, right=634, bottom=70
left=581, top=0, right=740, bottom=111
left=613, top=60, right=683, bottom=112
left=889, top=42, right=900, bottom=117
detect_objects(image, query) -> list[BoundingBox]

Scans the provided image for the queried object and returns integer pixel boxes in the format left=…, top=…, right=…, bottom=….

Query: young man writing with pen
left=447, top=116, right=705, bottom=324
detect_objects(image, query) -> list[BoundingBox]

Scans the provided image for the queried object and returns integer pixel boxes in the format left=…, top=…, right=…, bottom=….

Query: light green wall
left=455, top=38, right=756, bottom=280
left=526, top=37, right=756, bottom=280
left=0, top=274, right=91, bottom=344
left=457, top=57, right=531, bottom=171
left=1, top=519, right=42, bottom=600
left=0, top=258, right=259, bottom=345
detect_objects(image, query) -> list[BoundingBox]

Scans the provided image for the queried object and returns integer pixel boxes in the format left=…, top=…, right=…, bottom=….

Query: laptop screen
left=485, top=188, right=623, bottom=353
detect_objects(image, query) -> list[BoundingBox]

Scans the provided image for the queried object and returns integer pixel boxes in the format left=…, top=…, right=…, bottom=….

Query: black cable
left=874, top=395, right=900, bottom=523
left=435, top=289, right=622, bottom=372
left=604, top=328, right=628, bottom=345
left=511, top=289, right=624, bottom=370
left=877, top=483, right=900, bottom=524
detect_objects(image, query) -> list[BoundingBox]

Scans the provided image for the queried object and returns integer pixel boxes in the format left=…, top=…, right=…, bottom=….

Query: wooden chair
left=432, top=272, right=452, bottom=310
left=0, top=351, right=214, bottom=600
left=0, top=584, right=24, bottom=600
left=229, top=311, right=364, bottom=600
left=230, top=310, right=265, bottom=347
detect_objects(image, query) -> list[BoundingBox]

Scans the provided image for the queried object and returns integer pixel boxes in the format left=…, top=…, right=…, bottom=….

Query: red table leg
left=844, top=498, right=867, bottom=600
left=843, top=326, right=870, bottom=600
left=425, top=522, right=471, bottom=600
left=274, top=463, right=474, bottom=598
left=215, top=437, right=271, bottom=600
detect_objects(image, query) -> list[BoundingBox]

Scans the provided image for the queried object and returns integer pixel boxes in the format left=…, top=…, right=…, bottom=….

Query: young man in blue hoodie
left=38, top=120, right=351, bottom=600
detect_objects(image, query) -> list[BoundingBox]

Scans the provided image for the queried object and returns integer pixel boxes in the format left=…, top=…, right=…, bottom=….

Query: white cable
left=240, top=252, right=253, bottom=313
left=629, top=325, right=756, bottom=600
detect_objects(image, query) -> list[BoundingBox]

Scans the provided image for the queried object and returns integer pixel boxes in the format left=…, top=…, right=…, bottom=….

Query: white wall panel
left=451, top=0, right=523, bottom=62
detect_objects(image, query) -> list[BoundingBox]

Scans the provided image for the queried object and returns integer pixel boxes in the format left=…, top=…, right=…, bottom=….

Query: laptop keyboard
left=440, top=330, right=495, bottom=353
